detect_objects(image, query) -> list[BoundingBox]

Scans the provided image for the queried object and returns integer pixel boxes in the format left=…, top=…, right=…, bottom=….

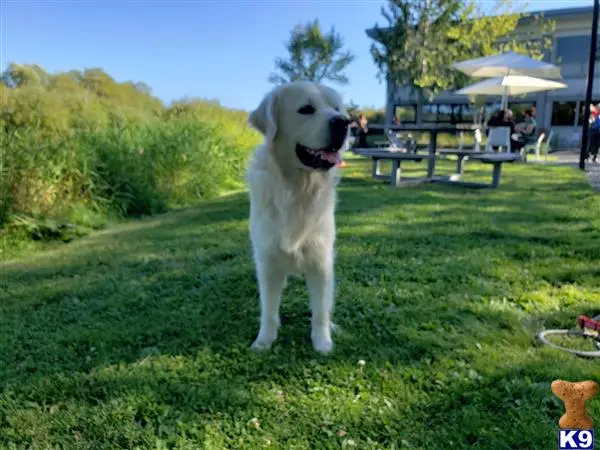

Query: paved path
left=587, top=163, right=600, bottom=190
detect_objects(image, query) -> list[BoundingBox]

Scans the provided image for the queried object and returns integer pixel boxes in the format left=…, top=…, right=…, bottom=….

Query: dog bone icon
left=551, top=380, right=598, bottom=429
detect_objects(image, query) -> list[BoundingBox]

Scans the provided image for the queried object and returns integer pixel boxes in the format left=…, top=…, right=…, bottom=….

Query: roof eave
left=365, top=6, right=594, bottom=42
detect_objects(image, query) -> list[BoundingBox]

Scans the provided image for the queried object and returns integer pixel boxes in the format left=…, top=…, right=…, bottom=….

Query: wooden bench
left=353, top=149, right=433, bottom=187
left=353, top=144, right=520, bottom=189
left=372, top=139, right=389, bottom=148
left=437, top=148, right=486, bottom=179
left=433, top=152, right=522, bottom=189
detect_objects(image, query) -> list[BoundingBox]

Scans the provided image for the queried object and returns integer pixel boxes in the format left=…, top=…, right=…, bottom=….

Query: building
left=366, top=6, right=599, bottom=147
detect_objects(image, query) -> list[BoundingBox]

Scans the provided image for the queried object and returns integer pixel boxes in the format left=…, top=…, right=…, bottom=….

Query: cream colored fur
left=246, top=81, right=348, bottom=354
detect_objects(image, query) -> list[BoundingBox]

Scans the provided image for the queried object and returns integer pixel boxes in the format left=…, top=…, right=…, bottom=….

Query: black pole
left=580, top=0, right=599, bottom=170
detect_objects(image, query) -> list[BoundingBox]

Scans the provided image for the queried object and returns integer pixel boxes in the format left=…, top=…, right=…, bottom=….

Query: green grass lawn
left=1, top=155, right=599, bottom=449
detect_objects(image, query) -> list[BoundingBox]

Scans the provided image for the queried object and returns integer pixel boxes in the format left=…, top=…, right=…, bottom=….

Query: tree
left=370, top=0, right=555, bottom=104
left=269, top=19, right=355, bottom=85
left=1, top=63, right=51, bottom=88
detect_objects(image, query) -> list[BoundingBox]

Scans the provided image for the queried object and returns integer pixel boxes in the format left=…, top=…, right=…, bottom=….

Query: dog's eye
left=297, top=105, right=315, bottom=115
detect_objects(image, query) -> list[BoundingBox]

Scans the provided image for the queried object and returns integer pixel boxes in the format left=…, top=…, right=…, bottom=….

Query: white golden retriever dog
left=246, top=80, right=350, bottom=354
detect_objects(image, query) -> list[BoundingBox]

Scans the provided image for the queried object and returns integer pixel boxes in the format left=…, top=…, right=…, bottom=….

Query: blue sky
left=1, top=0, right=592, bottom=111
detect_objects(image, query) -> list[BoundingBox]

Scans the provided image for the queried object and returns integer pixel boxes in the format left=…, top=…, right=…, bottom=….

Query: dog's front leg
left=251, top=257, right=287, bottom=351
left=305, top=252, right=335, bottom=354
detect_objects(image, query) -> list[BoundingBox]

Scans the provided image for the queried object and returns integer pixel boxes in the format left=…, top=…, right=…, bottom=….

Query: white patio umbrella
left=455, top=75, right=567, bottom=99
left=452, top=51, right=563, bottom=80
left=456, top=76, right=567, bottom=110
left=452, top=52, right=564, bottom=109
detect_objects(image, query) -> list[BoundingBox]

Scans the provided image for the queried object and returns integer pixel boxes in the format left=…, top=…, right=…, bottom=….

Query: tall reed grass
left=0, top=65, right=261, bottom=248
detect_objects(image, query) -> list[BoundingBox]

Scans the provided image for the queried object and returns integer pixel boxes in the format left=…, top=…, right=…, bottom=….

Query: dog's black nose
left=329, top=115, right=350, bottom=149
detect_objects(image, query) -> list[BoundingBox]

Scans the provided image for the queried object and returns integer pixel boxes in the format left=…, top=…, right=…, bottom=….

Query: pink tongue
left=320, top=151, right=340, bottom=164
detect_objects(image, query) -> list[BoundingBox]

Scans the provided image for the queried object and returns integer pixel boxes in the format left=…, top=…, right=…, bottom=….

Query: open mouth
left=295, top=143, right=342, bottom=170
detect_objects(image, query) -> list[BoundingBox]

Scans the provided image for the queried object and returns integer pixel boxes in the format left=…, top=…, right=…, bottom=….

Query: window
left=542, top=43, right=553, bottom=64
left=551, top=101, right=577, bottom=126
left=421, top=103, right=462, bottom=123
left=460, top=104, right=478, bottom=124
left=437, top=104, right=454, bottom=123
left=422, top=104, right=437, bottom=122
left=578, top=100, right=600, bottom=126
left=394, top=104, right=416, bottom=123
left=555, top=35, right=591, bottom=77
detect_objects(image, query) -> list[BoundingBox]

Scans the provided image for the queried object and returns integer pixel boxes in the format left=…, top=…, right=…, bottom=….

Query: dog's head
left=248, top=81, right=350, bottom=172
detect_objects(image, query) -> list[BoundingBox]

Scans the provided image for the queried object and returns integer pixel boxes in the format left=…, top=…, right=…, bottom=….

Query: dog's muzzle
left=329, top=115, right=351, bottom=150
left=295, top=144, right=341, bottom=170
left=295, top=115, right=350, bottom=170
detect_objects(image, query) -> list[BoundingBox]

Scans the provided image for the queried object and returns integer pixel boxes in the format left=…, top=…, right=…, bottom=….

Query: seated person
left=503, top=109, right=516, bottom=128
left=529, top=104, right=536, bottom=118
left=348, top=114, right=366, bottom=143
left=511, top=109, right=536, bottom=152
left=486, top=110, right=505, bottom=135
left=486, top=109, right=515, bottom=150
left=356, top=114, right=369, bottom=148
left=487, top=109, right=515, bottom=130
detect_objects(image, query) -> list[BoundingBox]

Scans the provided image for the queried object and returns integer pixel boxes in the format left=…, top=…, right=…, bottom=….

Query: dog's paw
left=250, top=337, right=275, bottom=351
left=311, top=329, right=333, bottom=354
left=312, top=336, right=333, bottom=354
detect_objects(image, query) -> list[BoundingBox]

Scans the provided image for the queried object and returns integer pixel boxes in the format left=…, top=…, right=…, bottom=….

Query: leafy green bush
left=0, top=63, right=261, bottom=241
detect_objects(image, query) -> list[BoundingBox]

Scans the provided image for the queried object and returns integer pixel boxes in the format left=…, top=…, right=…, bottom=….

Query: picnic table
left=355, top=123, right=521, bottom=188
left=352, top=148, right=433, bottom=186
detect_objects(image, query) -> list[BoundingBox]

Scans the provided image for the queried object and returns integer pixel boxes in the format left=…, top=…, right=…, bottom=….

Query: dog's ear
left=248, top=90, right=277, bottom=143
